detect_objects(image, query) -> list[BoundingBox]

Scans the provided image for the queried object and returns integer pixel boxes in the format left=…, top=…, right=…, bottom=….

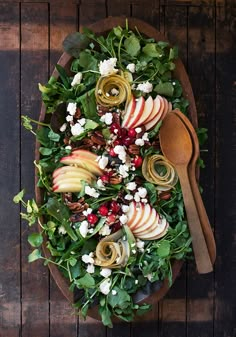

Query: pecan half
left=74, top=107, right=81, bottom=119
left=91, top=132, right=106, bottom=145
left=109, top=176, right=123, bottom=184
left=128, top=144, right=140, bottom=155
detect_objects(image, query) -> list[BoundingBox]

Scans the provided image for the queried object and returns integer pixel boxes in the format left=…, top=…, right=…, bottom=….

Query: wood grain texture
left=20, top=3, right=50, bottom=337
left=0, top=4, right=21, bottom=337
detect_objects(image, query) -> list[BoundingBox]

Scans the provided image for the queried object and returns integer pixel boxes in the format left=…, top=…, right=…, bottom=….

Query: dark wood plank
left=20, top=3, right=50, bottom=337
left=132, top=0, right=160, bottom=30
left=159, top=6, right=188, bottom=337
left=214, top=4, right=236, bottom=337
left=48, top=3, right=79, bottom=336
left=186, top=5, right=215, bottom=337
left=0, top=4, right=21, bottom=337
left=107, top=0, right=130, bottom=16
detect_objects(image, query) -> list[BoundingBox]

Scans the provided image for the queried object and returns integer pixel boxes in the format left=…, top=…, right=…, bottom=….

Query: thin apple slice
left=143, top=95, right=161, bottom=125
left=160, top=97, right=170, bottom=121
left=168, top=101, right=172, bottom=113
left=135, top=217, right=168, bottom=240
left=53, top=171, right=94, bottom=185
left=130, top=96, right=154, bottom=128
left=145, top=95, right=165, bottom=130
left=131, top=204, right=151, bottom=230
left=53, top=166, right=95, bottom=179
left=127, top=203, right=145, bottom=230
left=126, top=201, right=137, bottom=225
left=125, top=96, right=145, bottom=128
left=121, top=96, right=136, bottom=127
left=71, top=149, right=98, bottom=161
left=60, top=156, right=103, bottom=176
left=53, top=179, right=83, bottom=192
left=148, top=221, right=169, bottom=240
left=133, top=208, right=158, bottom=234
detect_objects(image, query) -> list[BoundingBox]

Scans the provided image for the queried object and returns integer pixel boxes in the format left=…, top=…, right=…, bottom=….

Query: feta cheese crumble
left=59, top=123, right=67, bottom=132
left=118, top=164, right=130, bottom=178
left=67, top=102, right=77, bottom=115
left=100, top=268, right=112, bottom=278
left=71, top=72, right=82, bottom=87
left=97, top=155, right=109, bottom=170
left=126, top=182, right=137, bottom=191
left=79, top=221, right=89, bottom=238
left=120, top=214, right=128, bottom=225
left=124, top=194, right=133, bottom=201
left=111, top=88, right=119, bottom=96
left=99, top=278, right=111, bottom=295
left=82, top=254, right=94, bottom=264
left=66, top=115, right=73, bottom=122
left=100, top=112, right=113, bottom=125
left=136, top=81, right=153, bottom=93
left=114, top=145, right=127, bottom=163
left=97, top=178, right=106, bottom=190
left=121, top=205, right=130, bottom=213
left=137, top=187, right=147, bottom=198
left=112, top=289, right=117, bottom=295
left=85, top=186, right=100, bottom=198
left=70, top=123, right=84, bottom=136
left=135, top=138, right=145, bottom=147
left=82, top=208, right=93, bottom=216
left=99, top=58, right=118, bottom=76
left=58, top=225, right=66, bottom=235
left=99, top=224, right=111, bottom=236
left=126, top=63, right=135, bottom=73
left=86, top=264, right=95, bottom=274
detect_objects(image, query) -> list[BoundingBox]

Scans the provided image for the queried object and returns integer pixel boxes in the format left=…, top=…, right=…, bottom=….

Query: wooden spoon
left=173, top=110, right=216, bottom=265
left=159, top=113, right=213, bottom=273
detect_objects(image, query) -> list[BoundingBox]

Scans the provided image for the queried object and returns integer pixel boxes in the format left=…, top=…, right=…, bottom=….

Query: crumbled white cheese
left=85, top=186, right=100, bottom=198
left=58, top=225, right=66, bottom=235
left=70, top=123, right=84, bottom=136
left=135, top=138, right=145, bottom=146
left=99, top=224, right=111, bottom=236
left=132, top=249, right=136, bottom=254
left=65, top=145, right=72, bottom=150
left=126, top=63, right=135, bottom=73
left=124, top=194, right=133, bottom=201
left=82, top=208, right=93, bottom=216
left=146, top=273, right=153, bottom=281
left=137, top=187, right=147, bottom=198
left=142, top=132, right=149, bottom=142
left=98, top=155, right=109, bottom=170
left=99, top=278, right=111, bottom=295
left=126, top=182, right=137, bottom=191
left=79, top=221, right=89, bottom=238
left=118, top=164, right=130, bottom=178
left=78, top=118, right=86, bottom=126
left=100, top=112, right=113, bottom=125
left=82, top=254, right=94, bottom=264
left=71, top=72, right=82, bottom=87
left=111, top=88, right=119, bottom=96
left=67, top=102, right=77, bottom=115
left=134, top=193, right=141, bottom=202
left=99, top=58, right=118, bottom=76
left=59, top=123, right=67, bottom=132
left=136, top=239, right=145, bottom=250
left=135, top=127, right=142, bottom=133
left=136, top=81, right=153, bottom=93
left=112, top=289, right=117, bottom=295
left=120, top=214, right=128, bottom=225
left=100, top=268, right=112, bottom=278
left=135, top=279, right=139, bottom=285
left=97, top=178, right=106, bottom=190
left=66, top=115, right=73, bottom=122
left=141, top=198, right=148, bottom=204
left=114, top=145, right=127, bottom=163
left=86, top=264, right=95, bottom=274
left=121, top=205, right=130, bottom=213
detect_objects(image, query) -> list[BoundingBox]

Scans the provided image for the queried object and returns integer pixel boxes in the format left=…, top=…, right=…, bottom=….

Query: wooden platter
left=35, top=16, right=197, bottom=321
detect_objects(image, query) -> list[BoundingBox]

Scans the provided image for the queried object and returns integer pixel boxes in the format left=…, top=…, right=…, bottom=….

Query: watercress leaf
left=47, top=198, right=70, bottom=223
left=107, top=287, right=131, bottom=309
left=157, top=240, right=170, bottom=257
left=124, top=35, right=140, bottom=57
left=69, top=257, right=77, bottom=267
left=113, top=26, right=123, bottom=37
left=48, top=129, right=61, bottom=142
left=154, top=82, right=174, bottom=97
left=142, top=43, right=163, bottom=58
left=36, top=127, right=50, bottom=147
left=63, top=32, right=90, bottom=58
left=143, top=182, right=157, bottom=205
left=77, top=273, right=95, bottom=288
left=99, top=305, right=113, bottom=328
left=136, top=303, right=151, bottom=316
left=39, top=147, right=53, bottom=156
left=28, top=233, right=43, bottom=247
left=157, top=41, right=169, bottom=49
left=196, top=127, right=208, bottom=146
left=80, top=238, right=97, bottom=255
left=77, top=88, right=99, bottom=122
left=55, top=64, right=70, bottom=89
left=28, top=249, right=42, bottom=262
left=78, top=50, right=98, bottom=71
left=13, top=189, right=25, bottom=204
left=169, top=46, right=178, bottom=60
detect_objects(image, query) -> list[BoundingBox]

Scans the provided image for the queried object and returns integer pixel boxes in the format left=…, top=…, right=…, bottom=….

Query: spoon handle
left=189, top=171, right=216, bottom=264
left=176, top=165, right=213, bottom=273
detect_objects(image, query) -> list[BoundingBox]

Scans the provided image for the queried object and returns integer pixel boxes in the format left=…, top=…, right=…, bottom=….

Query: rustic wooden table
left=0, top=1, right=235, bottom=336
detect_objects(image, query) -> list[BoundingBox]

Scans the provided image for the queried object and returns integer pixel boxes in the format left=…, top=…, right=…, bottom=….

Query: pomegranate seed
left=122, top=137, right=134, bottom=146
left=113, top=139, right=121, bottom=146
left=133, top=156, right=143, bottom=168
left=107, top=213, right=116, bottom=224
left=112, top=222, right=122, bottom=232
left=101, top=174, right=109, bottom=183
left=99, top=205, right=109, bottom=216
left=128, top=128, right=137, bottom=137
left=109, top=148, right=117, bottom=157
left=120, top=128, right=128, bottom=137
left=87, top=214, right=98, bottom=225
left=110, top=123, right=121, bottom=134
left=110, top=201, right=120, bottom=213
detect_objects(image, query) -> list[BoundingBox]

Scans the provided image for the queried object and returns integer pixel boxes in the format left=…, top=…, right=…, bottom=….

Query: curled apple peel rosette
left=142, top=154, right=178, bottom=191
left=94, top=229, right=130, bottom=268
left=95, top=73, right=131, bottom=107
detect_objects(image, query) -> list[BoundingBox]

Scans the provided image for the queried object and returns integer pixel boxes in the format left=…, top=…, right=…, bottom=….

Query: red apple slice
left=168, top=101, right=172, bottom=113
left=60, top=156, right=103, bottom=176
left=136, top=217, right=168, bottom=240
left=131, top=203, right=151, bottom=230
left=125, top=96, right=145, bottom=128
left=148, top=221, right=169, bottom=240
left=130, top=96, right=154, bottom=128
left=121, top=96, right=136, bottom=127
left=53, top=179, right=83, bottom=192
left=71, top=149, right=98, bottom=161
left=127, top=203, right=145, bottom=230
left=126, top=201, right=137, bottom=225
left=133, top=208, right=158, bottom=234
left=53, top=171, right=94, bottom=185
left=160, top=97, right=170, bottom=121
left=143, top=95, right=161, bottom=125
left=53, top=166, right=95, bottom=179
left=145, top=95, right=165, bottom=130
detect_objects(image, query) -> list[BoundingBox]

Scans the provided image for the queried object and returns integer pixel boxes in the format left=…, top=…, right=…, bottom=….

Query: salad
left=14, top=22, right=195, bottom=327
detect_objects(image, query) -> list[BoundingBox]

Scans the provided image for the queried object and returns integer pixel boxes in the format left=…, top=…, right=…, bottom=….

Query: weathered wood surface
left=0, top=1, right=235, bottom=337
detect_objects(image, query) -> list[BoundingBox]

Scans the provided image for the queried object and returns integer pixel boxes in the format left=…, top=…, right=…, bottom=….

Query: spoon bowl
left=159, top=113, right=213, bottom=273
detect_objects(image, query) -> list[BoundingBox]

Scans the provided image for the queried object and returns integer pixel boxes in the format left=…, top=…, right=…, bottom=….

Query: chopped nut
left=159, top=191, right=172, bottom=200
left=74, top=107, right=81, bottom=119
left=128, top=144, right=140, bottom=155
left=91, top=133, right=106, bottom=145
left=109, top=176, right=123, bottom=184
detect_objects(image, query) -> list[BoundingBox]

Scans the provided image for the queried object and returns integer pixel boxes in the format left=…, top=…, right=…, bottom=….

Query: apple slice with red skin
left=130, top=96, right=154, bottom=128
left=127, top=203, right=146, bottom=230
left=60, top=156, right=103, bottom=176
left=145, top=95, right=165, bottom=130
left=121, top=96, right=136, bottom=127
left=130, top=203, right=152, bottom=230
left=160, top=97, right=170, bottom=121
left=53, top=179, right=83, bottom=192
left=135, top=218, right=168, bottom=240
left=126, top=201, right=136, bottom=224
left=53, top=171, right=94, bottom=185
left=133, top=208, right=159, bottom=234
left=168, top=101, right=172, bottom=113
left=143, top=95, right=161, bottom=125
left=124, top=96, right=145, bottom=128
left=148, top=222, right=169, bottom=240
left=70, top=149, right=98, bottom=161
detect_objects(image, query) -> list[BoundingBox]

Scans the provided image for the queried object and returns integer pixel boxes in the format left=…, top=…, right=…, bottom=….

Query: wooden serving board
left=35, top=16, right=197, bottom=321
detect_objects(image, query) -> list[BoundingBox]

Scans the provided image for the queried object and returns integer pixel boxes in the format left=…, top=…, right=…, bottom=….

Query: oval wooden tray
left=35, top=16, right=197, bottom=321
